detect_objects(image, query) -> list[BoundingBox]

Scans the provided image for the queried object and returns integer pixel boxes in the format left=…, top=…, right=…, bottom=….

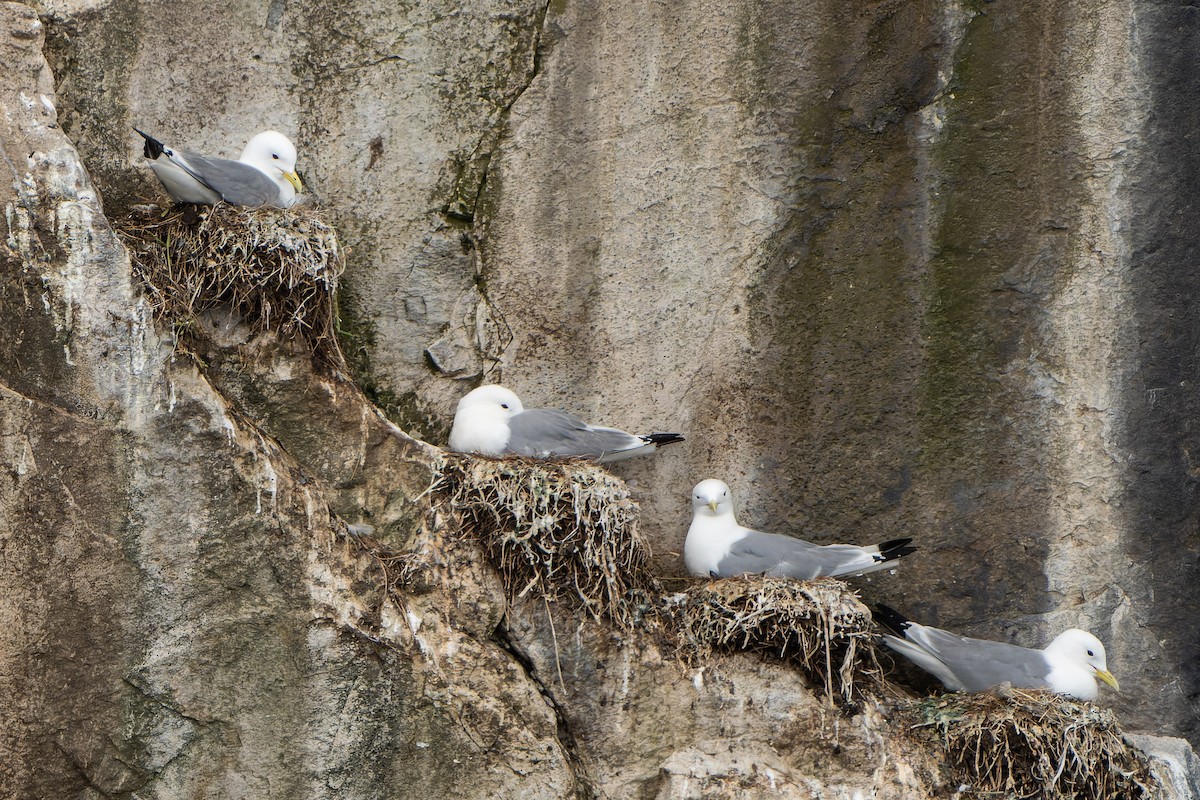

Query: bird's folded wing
left=507, top=409, right=640, bottom=458
left=175, top=151, right=280, bottom=207
left=904, top=626, right=1050, bottom=692
left=724, top=531, right=892, bottom=579
left=717, top=530, right=818, bottom=579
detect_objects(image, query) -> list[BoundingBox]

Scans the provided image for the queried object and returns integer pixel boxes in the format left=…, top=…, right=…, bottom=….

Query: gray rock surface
left=41, top=0, right=542, bottom=436
left=481, top=0, right=1200, bottom=746
left=1, top=5, right=575, bottom=797
left=3, top=0, right=1200, bottom=796
left=1129, top=735, right=1200, bottom=800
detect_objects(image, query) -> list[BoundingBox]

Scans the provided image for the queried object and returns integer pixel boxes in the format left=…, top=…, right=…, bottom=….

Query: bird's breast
left=448, top=411, right=511, bottom=456
left=683, top=518, right=746, bottom=578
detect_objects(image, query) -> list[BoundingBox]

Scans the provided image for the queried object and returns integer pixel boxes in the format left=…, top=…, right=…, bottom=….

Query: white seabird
left=684, top=479, right=915, bottom=580
left=874, top=604, right=1119, bottom=700
left=135, top=129, right=303, bottom=208
left=447, top=384, right=684, bottom=463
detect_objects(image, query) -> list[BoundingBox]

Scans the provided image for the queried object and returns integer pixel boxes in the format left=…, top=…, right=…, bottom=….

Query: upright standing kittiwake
left=448, top=384, right=684, bottom=463
left=135, top=129, right=304, bottom=208
left=873, top=604, right=1119, bottom=700
left=684, top=479, right=915, bottom=580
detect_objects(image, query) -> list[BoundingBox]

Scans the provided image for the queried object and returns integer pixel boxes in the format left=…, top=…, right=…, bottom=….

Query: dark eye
left=500, top=403, right=509, bottom=409
left=272, top=153, right=280, bottom=160
left=1087, top=649, right=1094, bottom=657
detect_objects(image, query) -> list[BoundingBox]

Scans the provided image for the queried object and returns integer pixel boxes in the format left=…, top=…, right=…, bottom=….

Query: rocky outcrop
left=4, top=0, right=1200, bottom=797
left=1, top=5, right=574, bottom=796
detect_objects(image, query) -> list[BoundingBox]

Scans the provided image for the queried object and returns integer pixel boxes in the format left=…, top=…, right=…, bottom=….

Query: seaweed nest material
left=432, top=453, right=658, bottom=628
left=115, top=203, right=345, bottom=370
left=667, top=576, right=878, bottom=704
left=901, top=688, right=1158, bottom=799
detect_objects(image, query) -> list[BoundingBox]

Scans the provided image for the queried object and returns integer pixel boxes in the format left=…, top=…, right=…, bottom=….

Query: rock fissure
left=491, top=618, right=597, bottom=800
left=461, top=0, right=554, bottom=223
left=51, top=740, right=121, bottom=800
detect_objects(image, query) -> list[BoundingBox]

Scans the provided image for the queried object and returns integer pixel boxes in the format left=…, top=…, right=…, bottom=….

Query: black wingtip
left=872, top=603, right=911, bottom=635
left=875, top=536, right=916, bottom=562
left=134, top=127, right=165, bottom=160
left=644, top=433, right=685, bottom=448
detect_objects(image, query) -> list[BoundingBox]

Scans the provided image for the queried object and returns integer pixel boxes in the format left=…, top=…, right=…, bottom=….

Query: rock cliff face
left=0, top=5, right=571, bottom=797
left=3, top=0, right=1200, bottom=797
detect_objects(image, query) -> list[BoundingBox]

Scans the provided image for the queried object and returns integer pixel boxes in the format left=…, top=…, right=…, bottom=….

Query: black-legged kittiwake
left=684, top=479, right=915, bottom=580
left=448, top=384, right=684, bottom=463
left=873, top=604, right=1119, bottom=700
left=135, top=129, right=303, bottom=208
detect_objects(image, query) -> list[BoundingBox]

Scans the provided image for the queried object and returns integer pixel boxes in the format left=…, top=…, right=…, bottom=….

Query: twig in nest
left=432, top=452, right=659, bottom=630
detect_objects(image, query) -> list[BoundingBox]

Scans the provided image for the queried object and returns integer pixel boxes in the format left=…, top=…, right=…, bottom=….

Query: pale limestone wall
left=3, top=0, right=1200, bottom=795
left=1, top=5, right=574, bottom=796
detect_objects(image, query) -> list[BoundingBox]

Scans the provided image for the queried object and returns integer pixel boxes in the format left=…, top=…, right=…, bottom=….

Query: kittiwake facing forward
left=135, top=129, right=303, bottom=208
left=684, top=479, right=915, bottom=580
left=448, top=384, right=684, bottom=463
left=873, top=604, right=1119, bottom=701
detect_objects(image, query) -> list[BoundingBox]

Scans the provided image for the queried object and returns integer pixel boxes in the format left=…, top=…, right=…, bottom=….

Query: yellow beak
left=707, top=500, right=719, bottom=513
left=1096, top=669, right=1120, bottom=692
left=284, top=170, right=303, bottom=193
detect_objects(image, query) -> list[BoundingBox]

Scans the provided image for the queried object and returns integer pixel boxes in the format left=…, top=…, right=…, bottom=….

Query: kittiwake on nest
left=114, top=203, right=345, bottom=370
left=685, top=480, right=915, bottom=580
left=874, top=604, right=1118, bottom=701
left=135, top=129, right=304, bottom=208
left=448, top=384, right=684, bottom=463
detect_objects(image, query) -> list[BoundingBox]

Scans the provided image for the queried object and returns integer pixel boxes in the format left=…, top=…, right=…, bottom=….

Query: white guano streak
left=1043, top=5, right=1143, bottom=625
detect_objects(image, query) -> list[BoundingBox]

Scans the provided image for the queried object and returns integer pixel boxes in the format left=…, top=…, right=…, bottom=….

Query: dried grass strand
left=432, top=453, right=658, bottom=630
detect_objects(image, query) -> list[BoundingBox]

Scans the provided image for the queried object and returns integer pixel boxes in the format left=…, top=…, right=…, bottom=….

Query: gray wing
left=906, top=626, right=1051, bottom=692
left=717, top=530, right=882, bottom=580
left=177, top=150, right=280, bottom=207
left=506, top=409, right=642, bottom=459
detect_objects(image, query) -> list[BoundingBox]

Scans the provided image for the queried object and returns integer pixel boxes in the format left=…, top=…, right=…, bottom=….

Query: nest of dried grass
left=901, top=688, right=1158, bottom=799
left=114, top=203, right=346, bottom=370
left=432, top=452, right=658, bottom=628
left=666, top=576, right=878, bottom=704
left=420, top=454, right=882, bottom=705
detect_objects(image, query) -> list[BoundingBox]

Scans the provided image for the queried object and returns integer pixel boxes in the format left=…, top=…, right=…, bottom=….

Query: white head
left=448, top=385, right=525, bottom=455
left=1045, top=628, right=1119, bottom=694
left=455, top=385, right=524, bottom=417
left=692, top=479, right=735, bottom=518
left=239, top=130, right=303, bottom=204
